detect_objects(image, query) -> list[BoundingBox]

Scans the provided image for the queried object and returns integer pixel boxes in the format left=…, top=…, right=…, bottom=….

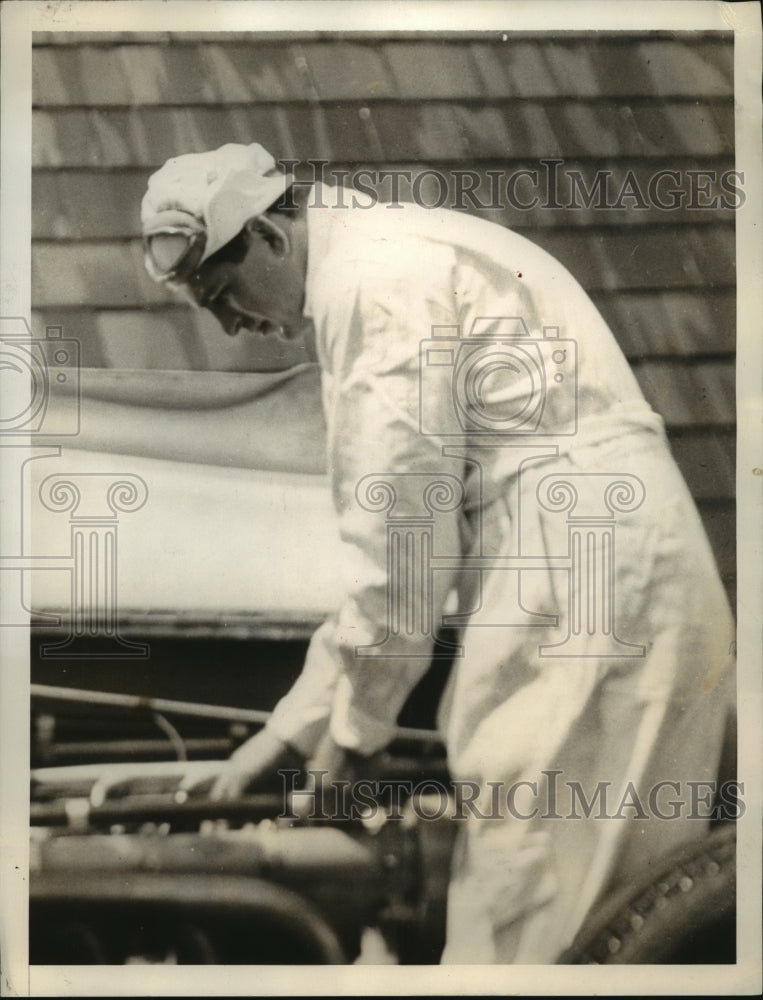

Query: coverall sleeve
left=268, top=264, right=465, bottom=757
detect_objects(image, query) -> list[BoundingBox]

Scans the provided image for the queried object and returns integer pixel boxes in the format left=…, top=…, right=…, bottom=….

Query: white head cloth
left=141, top=143, right=292, bottom=263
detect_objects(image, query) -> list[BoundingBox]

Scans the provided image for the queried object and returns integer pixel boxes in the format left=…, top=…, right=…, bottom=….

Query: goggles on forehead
left=142, top=226, right=208, bottom=285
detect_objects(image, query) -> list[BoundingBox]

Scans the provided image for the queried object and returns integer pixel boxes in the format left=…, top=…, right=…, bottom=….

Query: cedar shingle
left=32, top=109, right=136, bottom=166
left=34, top=99, right=736, bottom=168
left=450, top=107, right=514, bottom=159
left=506, top=43, right=577, bottom=98
left=472, top=41, right=598, bottom=98
left=197, top=45, right=253, bottom=103
left=118, top=45, right=184, bottom=104
left=31, top=113, right=63, bottom=167
left=383, top=43, right=483, bottom=99
left=659, top=102, right=734, bottom=158
left=669, top=432, right=735, bottom=501
left=467, top=42, right=514, bottom=97
left=319, top=106, right=374, bottom=162
left=32, top=242, right=167, bottom=307
left=29, top=31, right=736, bottom=589
left=637, top=40, right=733, bottom=98
left=593, top=290, right=735, bottom=357
left=582, top=41, right=734, bottom=99
left=114, top=44, right=308, bottom=104
left=33, top=47, right=74, bottom=105
left=684, top=226, right=738, bottom=287
left=32, top=222, right=736, bottom=310
left=33, top=171, right=150, bottom=238
left=633, top=360, right=735, bottom=426
left=556, top=104, right=622, bottom=156
left=27, top=159, right=723, bottom=241
left=694, top=500, right=735, bottom=579
left=369, top=105, right=469, bottom=161
left=528, top=225, right=736, bottom=292
left=555, top=101, right=734, bottom=157
left=31, top=309, right=106, bottom=368
left=231, top=44, right=307, bottom=101
left=33, top=108, right=295, bottom=167
left=300, top=43, right=397, bottom=101
left=469, top=38, right=733, bottom=99
left=543, top=44, right=604, bottom=97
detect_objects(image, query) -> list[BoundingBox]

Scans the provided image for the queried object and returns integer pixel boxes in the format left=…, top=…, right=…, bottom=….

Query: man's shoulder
left=307, top=188, right=457, bottom=283
left=304, top=182, right=576, bottom=316
left=307, top=183, right=509, bottom=248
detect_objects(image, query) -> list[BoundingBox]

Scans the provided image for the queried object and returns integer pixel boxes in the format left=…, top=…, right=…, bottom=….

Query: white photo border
left=1, top=1, right=761, bottom=996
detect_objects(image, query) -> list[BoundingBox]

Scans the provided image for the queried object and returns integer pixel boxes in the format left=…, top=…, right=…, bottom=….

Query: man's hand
left=299, top=731, right=376, bottom=821
left=179, top=727, right=303, bottom=801
left=211, top=727, right=303, bottom=800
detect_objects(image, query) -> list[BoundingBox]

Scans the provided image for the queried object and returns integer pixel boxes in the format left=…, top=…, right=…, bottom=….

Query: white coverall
left=267, top=185, right=735, bottom=963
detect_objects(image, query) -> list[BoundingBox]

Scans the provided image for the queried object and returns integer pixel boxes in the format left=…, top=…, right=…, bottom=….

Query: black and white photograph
left=0, top=1, right=761, bottom=995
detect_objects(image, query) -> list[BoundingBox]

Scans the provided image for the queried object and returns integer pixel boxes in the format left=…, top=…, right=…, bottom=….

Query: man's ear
left=245, top=215, right=290, bottom=259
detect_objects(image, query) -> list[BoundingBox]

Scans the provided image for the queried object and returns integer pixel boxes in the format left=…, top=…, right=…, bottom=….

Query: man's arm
left=212, top=256, right=463, bottom=796
left=269, top=264, right=465, bottom=758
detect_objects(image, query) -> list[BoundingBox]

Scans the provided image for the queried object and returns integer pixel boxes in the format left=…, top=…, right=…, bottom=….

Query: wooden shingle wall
left=31, top=31, right=736, bottom=598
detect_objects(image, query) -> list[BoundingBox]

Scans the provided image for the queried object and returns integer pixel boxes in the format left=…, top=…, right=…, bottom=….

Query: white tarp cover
left=28, top=367, right=341, bottom=623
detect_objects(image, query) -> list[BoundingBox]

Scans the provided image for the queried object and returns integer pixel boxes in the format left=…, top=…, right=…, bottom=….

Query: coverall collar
left=302, top=183, right=337, bottom=324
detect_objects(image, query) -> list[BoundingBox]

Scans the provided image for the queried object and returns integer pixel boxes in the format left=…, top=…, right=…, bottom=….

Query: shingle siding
left=31, top=30, right=736, bottom=594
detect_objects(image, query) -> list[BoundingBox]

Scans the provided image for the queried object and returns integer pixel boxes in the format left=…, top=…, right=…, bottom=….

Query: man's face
left=180, top=220, right=308, bottom=341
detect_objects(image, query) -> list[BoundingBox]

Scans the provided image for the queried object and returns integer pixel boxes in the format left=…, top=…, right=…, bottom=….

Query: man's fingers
left=177, top=767, right=219, bottom=796
left=209, top=767, right=249, bottom=801
left=185, top=773, right=216, bottom=796
left=181, top=731, right=301, bottom=802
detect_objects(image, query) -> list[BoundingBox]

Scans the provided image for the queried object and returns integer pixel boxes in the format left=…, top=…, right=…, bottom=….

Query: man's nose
left=206, top=298, right=241, bottom=337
